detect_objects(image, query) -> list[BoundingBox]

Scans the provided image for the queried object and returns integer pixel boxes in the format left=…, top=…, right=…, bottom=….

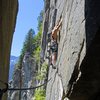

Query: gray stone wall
left=42, top=0, right=100, bottom=100
left=9, top=54, right=37, bottom=100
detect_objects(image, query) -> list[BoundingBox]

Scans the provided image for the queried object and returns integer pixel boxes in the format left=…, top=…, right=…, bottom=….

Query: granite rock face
left=41, top=0, right=100, bottom=100
left=21, top=54, right=37, bottom=100
left=9, top=54, right=37, bottom=100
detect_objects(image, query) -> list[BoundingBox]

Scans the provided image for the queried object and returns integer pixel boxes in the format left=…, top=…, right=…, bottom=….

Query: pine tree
left=37, top=10, right=43, bottom=31
left=22, top=29, right=35, bottom=55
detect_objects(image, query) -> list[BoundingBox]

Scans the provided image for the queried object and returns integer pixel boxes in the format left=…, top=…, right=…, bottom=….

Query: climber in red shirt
left=50, top=18, right=62, bottom=68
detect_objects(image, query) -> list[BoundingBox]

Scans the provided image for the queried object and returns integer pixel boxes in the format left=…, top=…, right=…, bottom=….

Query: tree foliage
left=37, top=10, right=43, bottom=31
left=15, top=9, right=43, bottom=69
left=22, top=29, right=35, bottom=55
left=34, top=89, right=46, bottom=100
left=16, top=29, right=35, bottom=68
left=14, top=8, right=45, bottom=99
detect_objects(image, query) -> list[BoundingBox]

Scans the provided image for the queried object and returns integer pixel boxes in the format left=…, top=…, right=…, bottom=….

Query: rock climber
left=50, top=18, right=62, bottom=68
left=0, top=82, right=8, bottom=100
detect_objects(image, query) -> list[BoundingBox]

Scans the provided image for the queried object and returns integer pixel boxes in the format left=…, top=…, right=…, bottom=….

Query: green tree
left=20, top=29, right=35, bottom=56
left=37, top=10, right=43, bottom=31
left=34, top=89, right=46, bottom=100
left=23, top=29, right=35, bottom=54
left=17, top=29, right=35, bottom=68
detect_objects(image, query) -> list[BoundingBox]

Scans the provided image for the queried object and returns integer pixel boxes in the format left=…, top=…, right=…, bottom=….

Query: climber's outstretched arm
left=56, top=18, right=62, bottom=30
left=51, top=18, right=62, bottom=40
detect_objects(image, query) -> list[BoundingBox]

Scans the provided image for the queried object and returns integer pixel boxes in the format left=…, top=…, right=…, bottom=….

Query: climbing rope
left=8, top=78, right=51, bottom=91
left=0, top=78, right=51, bottom=91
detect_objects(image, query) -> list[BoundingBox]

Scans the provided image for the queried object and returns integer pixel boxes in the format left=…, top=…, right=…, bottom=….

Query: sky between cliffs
left=11, top=0, right=44, bottom=56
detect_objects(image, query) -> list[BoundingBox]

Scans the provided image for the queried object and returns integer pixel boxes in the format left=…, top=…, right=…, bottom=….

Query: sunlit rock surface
left=9, top=54, right=37, bottom=100
left=41, top=0, right=100, bottom=100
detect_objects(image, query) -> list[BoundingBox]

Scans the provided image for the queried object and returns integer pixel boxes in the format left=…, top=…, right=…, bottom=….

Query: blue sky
left=11, top=0, right=44, bottom=56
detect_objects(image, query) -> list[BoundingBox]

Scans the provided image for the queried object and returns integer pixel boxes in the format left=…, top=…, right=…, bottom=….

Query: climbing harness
left=50, top=40, right=58, bottom=53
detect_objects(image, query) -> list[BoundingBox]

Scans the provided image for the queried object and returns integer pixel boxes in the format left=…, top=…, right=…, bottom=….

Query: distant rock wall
left=41, top=0, right=100, bottom=100
left=9, top=54, right=37, bottom=100
left=21, top=54, right=37, bottom=100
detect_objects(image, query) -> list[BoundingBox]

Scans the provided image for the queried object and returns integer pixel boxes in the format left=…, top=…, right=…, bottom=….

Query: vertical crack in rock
left=43, top=0, right=100, bottom=99
left=56, top=0, right=74, bottom=67
left=58, top=75, right=64, bottom=100
left=57, top=73, right=64, bottom=100
left=49, top=69, right=58, bottom=100
left=66, top=39, right=85, bottom=98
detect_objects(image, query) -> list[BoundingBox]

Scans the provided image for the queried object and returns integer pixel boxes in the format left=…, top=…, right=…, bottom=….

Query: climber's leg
left=50, top=40, right=58, bottom=69
left=51, top=52, right=57, bottom=66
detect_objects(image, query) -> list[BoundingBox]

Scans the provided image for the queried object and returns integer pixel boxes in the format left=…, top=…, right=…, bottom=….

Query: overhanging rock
left=0, top=0, right=18, bottom=99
